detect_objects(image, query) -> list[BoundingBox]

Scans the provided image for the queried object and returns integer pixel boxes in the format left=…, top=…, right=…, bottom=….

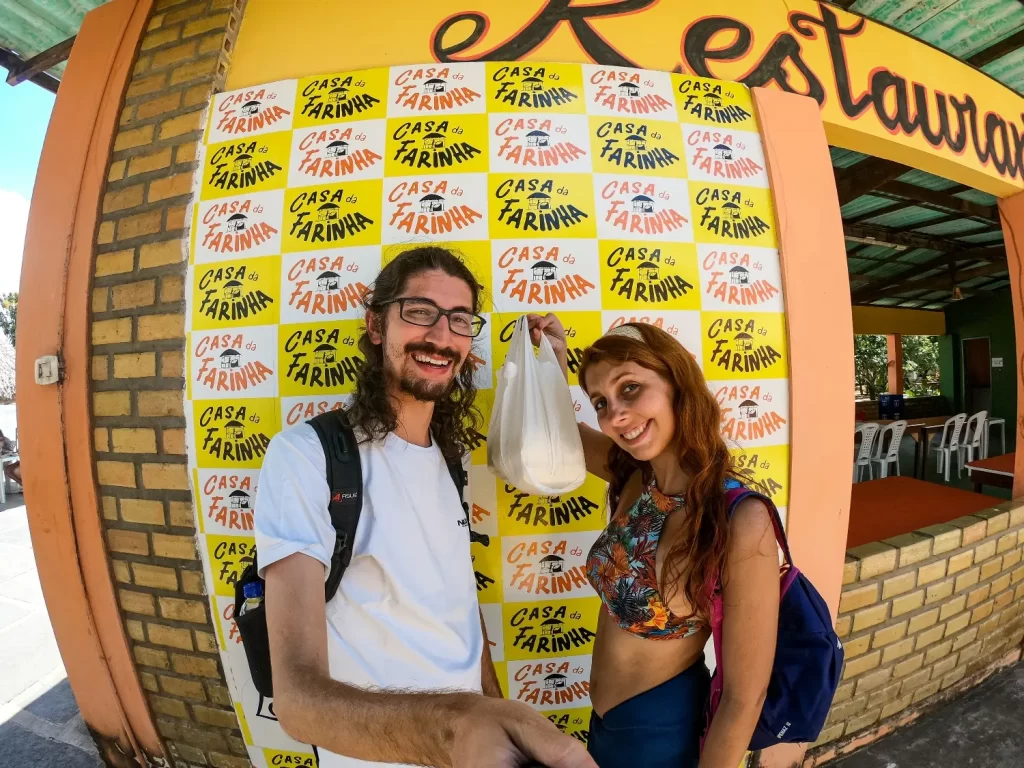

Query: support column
left=888, top=333, right=904, bottom=395
left=997, top=193, right=1024, bottom=498
left=751, top=88, right=853, bottom=768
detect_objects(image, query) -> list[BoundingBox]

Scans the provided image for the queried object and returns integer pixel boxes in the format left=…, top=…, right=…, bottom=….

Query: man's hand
left=451, top=697, right=596, bottom=768
left=526, top=313, right=568, bottom=377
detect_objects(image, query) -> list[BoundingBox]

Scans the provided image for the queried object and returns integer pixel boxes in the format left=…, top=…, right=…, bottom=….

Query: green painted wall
left=941, top=289, right=1017, bottom=453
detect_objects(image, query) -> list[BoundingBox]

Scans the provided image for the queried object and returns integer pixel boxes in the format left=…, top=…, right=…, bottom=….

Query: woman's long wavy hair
left=579, top=322, right=738, bottom=621
left=345, top=246, right=482, bottom=461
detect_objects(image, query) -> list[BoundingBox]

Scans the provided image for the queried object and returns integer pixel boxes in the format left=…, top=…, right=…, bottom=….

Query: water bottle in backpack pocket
left=703, top=487, right=844, bottom=752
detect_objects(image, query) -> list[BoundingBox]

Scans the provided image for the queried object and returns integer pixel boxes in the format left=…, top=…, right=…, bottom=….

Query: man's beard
left=387, top=340, right=462, bottom=403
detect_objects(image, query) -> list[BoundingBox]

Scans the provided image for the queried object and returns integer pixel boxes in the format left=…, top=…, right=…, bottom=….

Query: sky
left=0, top=79, right=55, bottom=296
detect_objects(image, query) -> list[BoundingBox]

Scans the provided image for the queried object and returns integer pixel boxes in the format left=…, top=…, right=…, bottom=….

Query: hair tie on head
left=603, top=325, right=644, bottom=343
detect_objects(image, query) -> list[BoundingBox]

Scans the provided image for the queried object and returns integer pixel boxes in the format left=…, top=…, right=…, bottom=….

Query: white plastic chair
left=871, top=420, right=906, bottom=479
left=957, top=410, right=988, bottom=472
left=933, top=413, right=967, bottom=481
left=854, top=423, right=880, bottom=482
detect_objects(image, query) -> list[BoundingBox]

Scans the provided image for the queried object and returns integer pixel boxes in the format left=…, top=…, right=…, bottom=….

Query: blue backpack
left=703, top=486, right=844, bottom=751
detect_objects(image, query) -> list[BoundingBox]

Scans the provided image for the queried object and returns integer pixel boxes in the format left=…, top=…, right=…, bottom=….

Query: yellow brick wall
left=811, top=503, right=1024, bottom=763
left=90, top=1, right=248, bottom=766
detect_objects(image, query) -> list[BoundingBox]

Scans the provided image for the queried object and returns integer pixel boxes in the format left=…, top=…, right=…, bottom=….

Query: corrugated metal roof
left=914, top=218, right=989, bottom=236
left=862, top=206, right=949, bottom=228
left=830, top=147, right=869, bottom=168
left=842, top=195, right=897, bottom=218
left=896, top=248, right=944, bottom=264
left=956, top=230, right=1006, bottom=244
left=0, top=1, right=107, bottom=78
left=896, top=169, right=960, bottom=191
left=954, top=189, right=999, bottom=205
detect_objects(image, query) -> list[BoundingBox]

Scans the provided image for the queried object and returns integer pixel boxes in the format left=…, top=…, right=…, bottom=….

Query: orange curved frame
left=751, top=88, right=853, bottom=766
left=16, top=0, right=160, bottom=762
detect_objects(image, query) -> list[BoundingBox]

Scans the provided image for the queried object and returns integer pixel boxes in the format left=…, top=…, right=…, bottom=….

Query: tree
left=902, top=335, right=940, bottom=397
left=0, top=331, right=14, bottom=402
left=0, top=292, right=16, bottom=347
left=854, top=335, right=888, bottom=400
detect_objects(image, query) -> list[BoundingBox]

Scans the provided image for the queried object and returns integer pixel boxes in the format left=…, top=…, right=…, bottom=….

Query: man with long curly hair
left=254, top=247, right=594, bottom=768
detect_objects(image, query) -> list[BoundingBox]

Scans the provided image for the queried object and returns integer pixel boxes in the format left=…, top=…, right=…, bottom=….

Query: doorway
left=962, top=337, right=992, bottom=415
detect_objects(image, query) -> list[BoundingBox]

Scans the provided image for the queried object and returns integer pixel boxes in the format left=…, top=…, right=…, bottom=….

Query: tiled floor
left=0, top=497, right=102, bottom=767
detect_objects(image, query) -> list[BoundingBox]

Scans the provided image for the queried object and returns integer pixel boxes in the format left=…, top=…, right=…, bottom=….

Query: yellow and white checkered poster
left=183, top=63, right=790, bottom=763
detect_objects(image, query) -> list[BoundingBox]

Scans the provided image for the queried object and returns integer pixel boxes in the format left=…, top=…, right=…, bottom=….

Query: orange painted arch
left=16, top=0, right=161, bottom=763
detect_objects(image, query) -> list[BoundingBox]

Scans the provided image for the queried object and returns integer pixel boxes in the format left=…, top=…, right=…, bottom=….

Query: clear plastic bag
left=487, top=317, right=587, bottom=496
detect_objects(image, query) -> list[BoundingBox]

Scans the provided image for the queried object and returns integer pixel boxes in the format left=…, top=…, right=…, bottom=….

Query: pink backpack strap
left=704, top=486, right=790, bottom=747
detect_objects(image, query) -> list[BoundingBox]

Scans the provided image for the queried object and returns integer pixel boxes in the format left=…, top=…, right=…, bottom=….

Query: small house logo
left=199, top=404, right=272, bottom=464
left=197, top=194, right=281, bottom=260
left=391, top=66, right=483, bottom=112
left=288, top=187, right=376, bottom=246
left=506, top=537, right=589, bottom=598
left=286, top=252, right=372, bottom=318
left=294, top=124, right=384, bottom=181
left=685, top=127, right=766, bottom=183
left=420, top=193, right=445, bottom=212
left=385, top=178, right=485, bottom=240
left=491, top=65, right=580, bottom=109
left=588, top=68, right=674, bottom=115
left=390, top=118, right=484, bottom=171
left=715, top=384, right=788, bottom=444
left=215, top=85, right=292, bottom=136
left=229, top=489, right=252, bottom=510
left=632, top=195, right=654, bottom=213
left=511, top=660, right=591, bottom=709
left=595, top=121, right=681, bottom=173
left=701, top=247, right=781, bottom=308
left=676, top=79, right=753, bottom=126
left=544, top=673, right=567, bottom=690
left=198, top=263, right=274, bottom=323
left=707, top=317, right=783, bottom=375
left=207, top=139, right=284, bottom=192
left=199, top=470, right=258, bottom=531
left=220, top=349, right=240, bottom=369
left=194, top=331, right=274, bottom=395
left=501, top=481, right=601, bottom=528
left=492, top=117, right=588, bottom=170
left=533, top=261, right=557, bottom=281
left=695, top=186, right=772, bottom=241
left=317, top=271, right=341, bottom=291
left=300, top=74, right=382, bottom=122
left=494, top=177, right=590, bottom=234
left=604, top=244, right=694, bottom=305
left=284, top=326, right=363, bottom=390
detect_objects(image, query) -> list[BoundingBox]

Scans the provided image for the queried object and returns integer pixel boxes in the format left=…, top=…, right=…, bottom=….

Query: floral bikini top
left=586, top=478, right=738, bottom=639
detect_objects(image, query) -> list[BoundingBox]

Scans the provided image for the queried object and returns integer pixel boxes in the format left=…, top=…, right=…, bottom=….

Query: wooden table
left=874, top=416, right=951, bottom=479
left=848, top=476, right=1001, bottom=549
left=966, top=452, right=1015, bottom=493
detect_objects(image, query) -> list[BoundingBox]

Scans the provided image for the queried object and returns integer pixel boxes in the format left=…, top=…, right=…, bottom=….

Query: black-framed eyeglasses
left=384, top=297, right=487, bottom=338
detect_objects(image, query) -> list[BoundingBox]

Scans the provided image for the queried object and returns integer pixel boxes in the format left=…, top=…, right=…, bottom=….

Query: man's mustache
left=404, top=341, right=461, bottom=365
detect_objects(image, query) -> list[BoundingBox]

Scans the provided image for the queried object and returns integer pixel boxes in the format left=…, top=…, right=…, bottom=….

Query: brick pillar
left=887, top=333, right=904, bottom=395
left=90, top=2, right=249, bottom=766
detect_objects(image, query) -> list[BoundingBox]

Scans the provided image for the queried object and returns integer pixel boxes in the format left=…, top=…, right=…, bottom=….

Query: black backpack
left=234, top=410, right=485, bottom=697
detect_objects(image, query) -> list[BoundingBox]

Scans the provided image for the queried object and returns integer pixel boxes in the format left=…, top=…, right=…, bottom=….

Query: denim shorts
left=587, top=656, right=710, bottom=768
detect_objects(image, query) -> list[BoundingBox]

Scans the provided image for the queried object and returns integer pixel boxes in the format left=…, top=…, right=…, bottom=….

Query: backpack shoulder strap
left=446, top=454, right=490, bottom=547
left=724, top=486, right=792, bottom=566
left=308, top=410, right=362, bottom=602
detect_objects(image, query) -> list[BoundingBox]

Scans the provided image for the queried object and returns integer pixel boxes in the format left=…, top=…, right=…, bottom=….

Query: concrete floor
left=836, top=663, right=1024, bottom=767
left=0, top=497, right=101, bottom=767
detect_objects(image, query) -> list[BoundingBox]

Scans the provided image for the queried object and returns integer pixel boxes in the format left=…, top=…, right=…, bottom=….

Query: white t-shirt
left=255, top=423, right=483, bottom=768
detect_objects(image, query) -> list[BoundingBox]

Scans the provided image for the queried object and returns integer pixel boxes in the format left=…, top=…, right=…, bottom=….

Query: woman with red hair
left=526, top=315, right=780, bottom=768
